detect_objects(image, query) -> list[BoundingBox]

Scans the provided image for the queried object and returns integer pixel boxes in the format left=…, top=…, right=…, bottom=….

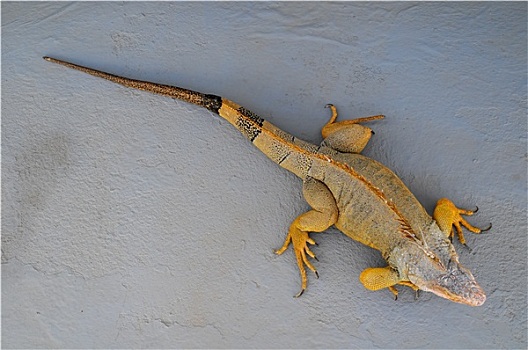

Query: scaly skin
left=43, top=57, right=490, bottom=306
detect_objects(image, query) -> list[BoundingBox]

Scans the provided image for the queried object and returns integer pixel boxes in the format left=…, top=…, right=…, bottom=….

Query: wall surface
left=2, top=2, right=526, bottom=349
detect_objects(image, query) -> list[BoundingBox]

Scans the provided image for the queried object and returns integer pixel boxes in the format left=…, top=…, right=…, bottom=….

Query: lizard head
left=391, top=232, right=486, bottom=306
left=408, top=254, right=486, bottom=306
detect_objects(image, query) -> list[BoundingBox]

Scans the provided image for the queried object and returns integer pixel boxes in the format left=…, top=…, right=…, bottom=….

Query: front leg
left=321, top=104, right=384, bottom=154
left=433, top=198, right=491, bottom=246
left=275, top=177, right=338, bottom=297
left=359, top=266, right=419, bottom=300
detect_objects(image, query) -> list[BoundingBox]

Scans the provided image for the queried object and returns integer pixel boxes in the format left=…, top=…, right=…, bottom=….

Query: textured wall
left=2, top=2, right=526, bottom=348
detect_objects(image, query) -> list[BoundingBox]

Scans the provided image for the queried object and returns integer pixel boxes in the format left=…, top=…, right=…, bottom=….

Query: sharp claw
left=371, top=130, right=375, bottom=135
left=313, top=256, right=319, bottom=262
left=394, top=295, right=398, bottom=301
left=473, top=206, right=479, bottom=213
left=324, top=103, right=333, bottom=108
left=482, top=223, right=492, bottom=232
left=463, top=243, right=473, bottom=253
left=415, top=290, right=420, bottom=300
left=315, top=270, right=319, bottom=279
left=294, top=289, right=305, bottom=298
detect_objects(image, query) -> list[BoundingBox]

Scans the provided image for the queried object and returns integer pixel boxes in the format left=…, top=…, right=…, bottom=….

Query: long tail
left=43, top=56, right=316, bottom=179
left=43, top=57, right=223, bottom=113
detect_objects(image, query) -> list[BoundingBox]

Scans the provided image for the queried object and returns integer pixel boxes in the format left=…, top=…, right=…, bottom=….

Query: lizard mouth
left=408, top=260, right=486, bottom=306
left=416, top=263, right=486, bottom=306
left=427, top=281, right=486, bottom=306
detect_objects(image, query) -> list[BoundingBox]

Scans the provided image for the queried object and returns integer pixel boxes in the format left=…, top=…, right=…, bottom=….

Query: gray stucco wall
left=2, top=2, right=526, bottom=348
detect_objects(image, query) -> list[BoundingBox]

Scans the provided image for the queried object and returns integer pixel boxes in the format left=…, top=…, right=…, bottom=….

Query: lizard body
left=44, top=57, right=489, bottom=306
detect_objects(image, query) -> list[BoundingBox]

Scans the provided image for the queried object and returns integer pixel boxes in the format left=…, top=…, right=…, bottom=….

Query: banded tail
left=43, top=57, right=316, bottom=179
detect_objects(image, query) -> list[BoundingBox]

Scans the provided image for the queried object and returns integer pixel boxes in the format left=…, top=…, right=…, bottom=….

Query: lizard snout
left=436, top=262, right=486, bottom=306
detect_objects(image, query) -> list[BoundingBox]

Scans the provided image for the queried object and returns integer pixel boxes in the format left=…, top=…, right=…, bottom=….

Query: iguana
left=43, top=56, right=491, bottom=306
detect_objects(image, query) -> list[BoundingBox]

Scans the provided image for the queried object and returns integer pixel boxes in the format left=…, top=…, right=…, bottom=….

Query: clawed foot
left=389, top=286, right=399, bottom=301
left=434, top=198, right=492, bottom=246
left=275, top=226, right=319, bottom=297
left=388, top=281, right=420, bottom=301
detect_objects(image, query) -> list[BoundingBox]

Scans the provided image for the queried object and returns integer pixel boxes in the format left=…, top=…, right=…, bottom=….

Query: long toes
left=303, top=254, right=317, bottom=274
left=305, top=246, right=316, bottom=259
left=275, top=234, right=292, bottom=255
left=274, top=247, right=286, bottom=255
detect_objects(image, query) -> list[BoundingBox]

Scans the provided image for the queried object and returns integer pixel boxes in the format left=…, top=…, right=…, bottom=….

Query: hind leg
left=275, top=177, right=338, bottom=297
left=321, top=104, right=384, bottom=154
